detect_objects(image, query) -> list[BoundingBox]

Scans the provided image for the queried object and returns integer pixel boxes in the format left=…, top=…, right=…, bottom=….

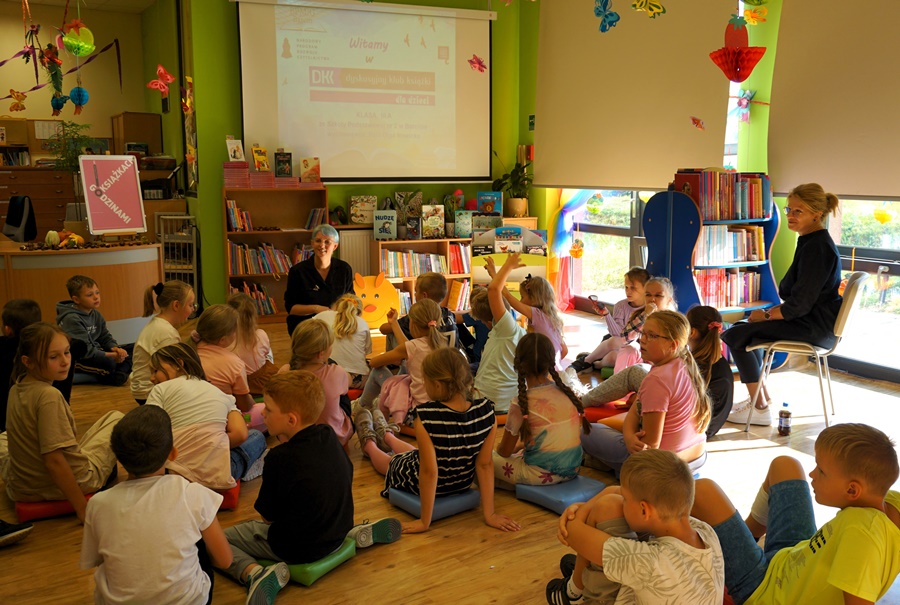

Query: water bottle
left=778, top=402, right=792, bottom=436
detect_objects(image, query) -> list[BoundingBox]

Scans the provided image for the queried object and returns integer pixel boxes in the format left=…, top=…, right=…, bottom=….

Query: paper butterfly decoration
left=744, top=7, right=767, bottom=25
left=632, top=0, right=666, bottom=19
left=690, top=116, right=705, bottom=131
left=467, top=54, right=486, bottom=73
left=729, top=89, right=756, bottom=123
left=146, top=64, right=176, bottom=98
left=9, top=90, right=26, bottom=112
left=594, top=0, right=621, bottom=33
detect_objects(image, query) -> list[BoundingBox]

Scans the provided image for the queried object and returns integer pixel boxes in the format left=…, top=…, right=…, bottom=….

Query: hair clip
left=190, top=330, right=202, bottom=343
left=153, top=282, right=164, bottom=296
left=427, top=320, right=437, bottom=327
left=708, top=321, right=723, bottom=333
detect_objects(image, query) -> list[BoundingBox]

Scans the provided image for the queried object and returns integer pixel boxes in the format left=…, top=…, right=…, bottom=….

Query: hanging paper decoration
left=50, top=94, right=69, bottom=115
left=743, top=0, right=769, bottom=5
left=743, top=7, right=767, bottom=25
left=709, top=14, right=766, bottom=83
left=147, top=64, right=176, bottom=113
left=874, top=206, right=893, bottom=225
left=730, top=89, right=755, bottom=122
left=9, top=90, right=27, bottom=112
left=690, top=116, right=705, bottom=130
left=69, top=86, right=88, bottom=114
left=467, top=54, right=486, bottom=73
left=594, top=0, right=620, bottom=33
left=61, top=25, right=95, bottom=57
left=632, top=0, right=666, bottom=19
left=569, top=238, right=584, bottom=259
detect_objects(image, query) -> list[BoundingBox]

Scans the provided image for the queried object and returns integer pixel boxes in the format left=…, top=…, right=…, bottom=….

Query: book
left=406, top=216, right=422, bottom=239
left=251, top=144, right=270, bottom=171
left=299, top=157, right=321, bottom=182
left=350, top=195, right=377, bottom=224
left=473, top=214, right=503, bottom=231
left=494, top=226, right=523, bottom=254
left=455, top=210, right=473, bottom=238
left=477, top=191, right=503, bottom=215
left=226, top=139, right=245, bottom=161
left=421, top=204, right=445, bottom=239
left=274, top=151, right=292, bottom=177
left=374, top=210, right=397, bottom=240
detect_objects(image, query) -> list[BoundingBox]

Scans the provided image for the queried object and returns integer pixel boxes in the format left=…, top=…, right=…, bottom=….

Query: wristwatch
left=763, top=309, right=772, bottom=320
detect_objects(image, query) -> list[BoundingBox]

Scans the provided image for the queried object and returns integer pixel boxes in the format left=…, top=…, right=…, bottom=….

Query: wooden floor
left=3, top=310, right=900, bottom=604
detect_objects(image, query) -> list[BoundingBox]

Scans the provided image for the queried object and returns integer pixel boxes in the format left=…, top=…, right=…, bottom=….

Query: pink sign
left=78, top=155, right=147, bottom=234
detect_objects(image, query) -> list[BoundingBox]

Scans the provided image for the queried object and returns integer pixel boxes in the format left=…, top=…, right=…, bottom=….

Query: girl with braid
left=581, top=310, right=711, bottom=477
left=493, top=333, right=591, bottom=488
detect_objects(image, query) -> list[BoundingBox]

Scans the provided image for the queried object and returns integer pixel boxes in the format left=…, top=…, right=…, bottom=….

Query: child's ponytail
left=187, top=305, right=238, bottom=350
left=421, top=347, right=472, bottom=403
left=521, top=276, right=564, bottom=337
left=144, top=280, right=193, bottom=317
left=549, top=367, right=592, bottom=436
left=227, top=293, right=259, bottom=352
left=289, top=319, right=334, bottom=369
left=151, top=343, right=206, bottom=380
left=652, top=310, right=711, bottom=434
left=333, top=294, right=363, bottom=340
left=685, top=305, right=724, bottom=385
left=408, top=299, right=446, bottom=351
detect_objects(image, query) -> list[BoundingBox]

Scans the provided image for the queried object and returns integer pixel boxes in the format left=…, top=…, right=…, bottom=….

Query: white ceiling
left=21, top=0, right=157, bottom=14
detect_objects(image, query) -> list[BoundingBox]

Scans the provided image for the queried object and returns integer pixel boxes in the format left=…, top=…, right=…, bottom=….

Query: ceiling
left=21, top=0, right=157, bottom=14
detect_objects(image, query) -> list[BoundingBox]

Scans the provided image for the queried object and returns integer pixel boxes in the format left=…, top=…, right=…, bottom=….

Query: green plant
left=46, top=121, right=99, bottom=172
left=491, top=151, right=533, bottom=199
left=442, top=193, right=460, bottom=217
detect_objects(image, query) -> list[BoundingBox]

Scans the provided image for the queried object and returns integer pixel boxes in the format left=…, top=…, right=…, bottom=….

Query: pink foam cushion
left=217, top=481, right=241, bottom=511
left=245, top=403, right=268, bottom=433
left=16, top=493, right=95, bottom=523
left=583, top=400, right=629, bottom=423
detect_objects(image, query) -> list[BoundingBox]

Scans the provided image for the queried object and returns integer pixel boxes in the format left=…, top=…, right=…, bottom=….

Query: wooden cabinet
left=0, top=168, right=75, bottom=238
left=223, top=185, right=328, bottom=323
left=371, top=237, right=472, bottom=310
left=503, top=216, right=538, bottom=230
left=111, top=112, right=163, bottom=156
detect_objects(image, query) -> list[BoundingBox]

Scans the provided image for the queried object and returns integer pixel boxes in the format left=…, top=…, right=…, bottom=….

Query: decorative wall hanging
left=728, top=89, right=770, bottom=123
left=709, top=14, right=766, bottom=82
left=147, top=64, right=176, bottom=113
left=9, top=90, right=27, bottom=112
left=690, top=116, right=705, bottom=130
left=467, top=54, right=487, bottom=73
left=743, top=7, right=767, bottom=25
left=594, top=0, right=621, bottom=33
left=632, top=0, right=666, bottom=19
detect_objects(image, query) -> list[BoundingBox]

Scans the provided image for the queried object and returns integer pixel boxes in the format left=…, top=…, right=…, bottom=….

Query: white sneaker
left=242, top=449, right=268, bottom=482
left=727, top=398, right=773, bottom=426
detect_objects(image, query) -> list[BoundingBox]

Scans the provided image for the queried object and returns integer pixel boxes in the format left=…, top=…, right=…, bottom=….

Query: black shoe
left=546, top=577, right=579, bottom=605
left=0, top=519, right=34, bottom=547
left=568, top=359, right=594, bottom=375
left=559, top=553, right=576, bottom=579
left=575, top=352, right=589, bottom=363
left=113, top=372, right=129, bottom=387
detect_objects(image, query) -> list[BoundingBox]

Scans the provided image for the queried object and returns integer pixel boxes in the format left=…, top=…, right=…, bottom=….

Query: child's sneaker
left=568, top=359, right=594, bottom=375
left=355, top=409, right=377, bottom=455
left=242, top=449, right=268, bottom=482
left=546, top=577, right=582, bottom=605
left=0, top=519, right=33, bottom=548
left=559, top=553, right=576, bottom=579
left=347, top=518, right=401, bottom=548
left=370, top=409, right=399, bottom=453
left=246, top=562, right=289, bottom=605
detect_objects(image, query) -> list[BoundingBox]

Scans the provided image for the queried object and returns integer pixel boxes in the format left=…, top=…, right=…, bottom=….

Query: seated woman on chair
left=724, top=183, right=842, bottom=426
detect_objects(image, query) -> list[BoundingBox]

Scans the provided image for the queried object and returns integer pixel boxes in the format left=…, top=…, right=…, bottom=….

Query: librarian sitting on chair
left=723, top=183, right=842, bottom=426
left=284, top=224, right=354, bottom=336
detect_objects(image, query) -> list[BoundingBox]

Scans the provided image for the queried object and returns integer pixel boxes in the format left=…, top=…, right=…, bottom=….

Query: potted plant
left=46, top=120, right=99, bottom=172
left=492, top=153, right=533, bottom=218
left=442, top=193, right=460, bottom=237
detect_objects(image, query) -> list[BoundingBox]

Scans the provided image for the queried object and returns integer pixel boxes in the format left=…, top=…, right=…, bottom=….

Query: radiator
left=336, top=229, right=373, bottom=276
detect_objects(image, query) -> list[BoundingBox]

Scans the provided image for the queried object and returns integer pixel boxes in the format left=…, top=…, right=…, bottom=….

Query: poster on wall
left=78, top=155, right=147, bottom=235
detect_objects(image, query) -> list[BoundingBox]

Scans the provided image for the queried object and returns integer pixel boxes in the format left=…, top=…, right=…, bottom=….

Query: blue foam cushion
left=515, top=476, right=606, bottom=515
left=388, top=488, right=480, bottom=522
left=258, top=537, right=355, bottom=586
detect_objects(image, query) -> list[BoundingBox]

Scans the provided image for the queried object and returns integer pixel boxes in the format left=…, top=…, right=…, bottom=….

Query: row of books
left=694, top=224, right=766, bottom=265
left=249, top=171, right=275, bottom=189
left=225, top=199, right=254, bottom=232
left=305, top=208, right=328, bottom=230
left=0, top=148, right=30, bottom=166
left=673, top=170, right=772, bottom=221
left=447, top=278, right=470, bottom=312
left=227, top=241, right=292, bottom=276
left=398, top=291, right=412, bottom=316
left=695, top=268, right=762, bottom=308
left=381, top=249, right=449, bottom=279
left=228, top=280, right=279, bottom=316
left=291, top=244, right=314, bottom=265
left=448, top=242, right=472, bottom=275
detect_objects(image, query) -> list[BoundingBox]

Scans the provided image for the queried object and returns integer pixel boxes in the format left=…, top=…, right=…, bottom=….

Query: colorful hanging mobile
left=594, top=0, right=620, bottom=33
left=50, top=94, right=68, bottom=115
left=69, top=85, right=88, bottom=114
left=709, top=14, right=766, bottom=83
left=730, top=89, right=755, bottom=122
left=632, top=0, right=666, bottom=19
left=874, top=205, right=893, bottom=225
left=61, top=19, right=96, bottom=57
left=9, top=90, right=27, bottom=112
left=743, top=7, right=767, bottom=25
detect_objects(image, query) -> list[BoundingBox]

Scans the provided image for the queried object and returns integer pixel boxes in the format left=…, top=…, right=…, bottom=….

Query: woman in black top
left=723, top=183, right=842, bottom=426
left=284, top=224, right=354, bottom=336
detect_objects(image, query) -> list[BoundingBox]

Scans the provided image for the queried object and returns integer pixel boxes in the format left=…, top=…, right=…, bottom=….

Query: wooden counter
left=0, top=238, right=163, bottom=343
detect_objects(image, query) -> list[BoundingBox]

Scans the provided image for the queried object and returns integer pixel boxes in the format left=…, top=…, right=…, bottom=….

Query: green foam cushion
left=257, top=536, right=356, bottom=586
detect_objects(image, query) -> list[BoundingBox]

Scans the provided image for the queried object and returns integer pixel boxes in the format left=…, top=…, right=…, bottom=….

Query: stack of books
left=305, top=208, right=328, bottom=229
left=249, top=171, right=275, bottom=189
left=223, top=162, right=250, bottom=188
left=447, top=278, right=470, bottom=312
left=225, top=199, right=254, bottom=232
left=228, top=281, right=279, bottom=316
left=274, top=176, right=300, bottom=189
left=448, top=242, right=471, bottom=274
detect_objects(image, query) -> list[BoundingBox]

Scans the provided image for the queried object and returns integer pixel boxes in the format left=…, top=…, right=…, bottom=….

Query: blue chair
left=258, top=537, right=356, bottom=586
left=388, top=488, right=481, bottom=522
left=515, top=475, right=606, bottom=515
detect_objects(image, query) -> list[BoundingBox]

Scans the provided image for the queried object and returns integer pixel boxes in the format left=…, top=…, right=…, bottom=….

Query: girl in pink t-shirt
left=580, top=310, right=710, bottom=476
left=226, top=293, right=278, bottom=396
left=188, top=305, right=255, bottom=414
left=280, top=318, right=352, bottom=447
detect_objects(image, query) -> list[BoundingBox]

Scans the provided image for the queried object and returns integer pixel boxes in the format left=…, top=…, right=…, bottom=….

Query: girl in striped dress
left=355, top=347, right=521, bottom=534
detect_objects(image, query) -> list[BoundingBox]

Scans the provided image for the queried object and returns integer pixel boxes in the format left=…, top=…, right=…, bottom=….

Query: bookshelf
left=370, top=238, right=473, bottom=312
left=643, top=175, right=780, bottom=314
left=222, top=184, right=328, bottom=323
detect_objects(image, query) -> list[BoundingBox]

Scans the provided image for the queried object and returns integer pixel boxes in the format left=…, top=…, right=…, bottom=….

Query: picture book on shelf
left=455, top=210, right=474, bottom=238
left=350, top=195, right=377, bottom=224
left=493, top=226, right=523, bottom=254
left=406, top=216, right=422, bottom=239
left=473, top=214, right=504, bottom=231
left=374, top=210, right=397, bottom=240
left=299, top=157, right=320, bottom=182
left=226, top=138, right=245, bottom=161
left=421, top=204, right=445, bottom=239
left=251, top=144, right=270, bottom=171
left=274, top=151, right=292, bottom=177
left=477, top=191, right=502, bottom=215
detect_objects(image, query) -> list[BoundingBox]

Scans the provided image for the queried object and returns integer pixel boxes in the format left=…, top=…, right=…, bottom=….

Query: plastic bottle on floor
left=778, top=402, right=792, bottom=436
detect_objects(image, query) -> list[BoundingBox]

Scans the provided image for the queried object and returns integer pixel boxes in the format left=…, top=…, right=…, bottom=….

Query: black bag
left=3, top=195, right=37, bottom=242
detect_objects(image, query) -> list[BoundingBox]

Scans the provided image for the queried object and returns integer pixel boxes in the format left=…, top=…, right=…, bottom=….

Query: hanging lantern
left=709, top=15, right=766, bottom=83
left=62, top=26, right=95, bottom=57
left=69, top=86, right=89, bottom=114
left=874, top=206, right=893, bottom=225
left=50, top=94, right=69, bottom=116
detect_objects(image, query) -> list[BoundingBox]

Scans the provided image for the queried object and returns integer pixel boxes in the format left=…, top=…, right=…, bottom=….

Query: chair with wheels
left=745, top=271, right=868, bottom=432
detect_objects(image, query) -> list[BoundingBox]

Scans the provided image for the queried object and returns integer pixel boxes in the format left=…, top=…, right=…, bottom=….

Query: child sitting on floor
left=549, top=448, right=725, bottom=605
left=379, top=272, right=461, bottom=355
left=315, top=293, right=372, bottom=390
left=227, top=293, right=278, bottom=397
left=356, top=347, right=520, bottom=534
left=218, top=371, right=359, bottom=604
left=493, top=333, right=590, bottom=488
left=80, top=405, right=231, bottom=605
left=691, top=423, right=900, bottom=605
left=188, top=304, right=255, bottom=413
left=0, top=323, right=122, bottom=522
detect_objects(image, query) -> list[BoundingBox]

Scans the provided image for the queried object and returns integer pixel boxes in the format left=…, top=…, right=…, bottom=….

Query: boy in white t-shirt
left=80, top=406, right=232, bottom=605
left=549, top=449, right=724, bottom=605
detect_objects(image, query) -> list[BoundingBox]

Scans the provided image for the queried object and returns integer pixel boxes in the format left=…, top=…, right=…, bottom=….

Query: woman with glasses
left=580, top=310, right=711, bottom=476
left=724, top=183, right=842, bottom=426
left=284, top=224, right=355, bottom=336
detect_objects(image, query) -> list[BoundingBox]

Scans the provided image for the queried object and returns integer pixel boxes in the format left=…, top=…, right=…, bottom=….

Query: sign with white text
left=78, top=155, right=147, bottom=235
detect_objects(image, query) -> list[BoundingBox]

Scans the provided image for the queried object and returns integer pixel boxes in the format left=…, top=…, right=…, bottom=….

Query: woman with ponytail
left=581, top=310, right=710, bottom=476
left=493, top=333, right=590, bottom=487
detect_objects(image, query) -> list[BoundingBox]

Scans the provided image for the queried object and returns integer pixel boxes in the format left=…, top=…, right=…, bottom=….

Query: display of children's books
left=455, top=210, right=474, bottom=238
left=350, top=195, right=377, bottom=224
left=473, top=214, right=504, bottom=231
left=470, top=226, right=549, bottom=285
left=493, top=226, right=524, bottom=254
left=406, top=216, right=422, bottom=239
left=477, top=191, right=503, bottom=216
left=274, top=151, right=292, bottom=177
left=374, top=210, right=397, bottom=240
left=394, top=191, right=413, bottom=208
left=226, top=138, right=245, bottom=161
left=300, top=157, right=321, bottom=182
left=421, top=204, right=445, bottom=239
left=251, top=144, right=269, bottom=171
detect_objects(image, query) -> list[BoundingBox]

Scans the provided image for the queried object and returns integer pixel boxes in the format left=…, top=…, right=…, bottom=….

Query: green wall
left=141, top=0, right=184, bottom=168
